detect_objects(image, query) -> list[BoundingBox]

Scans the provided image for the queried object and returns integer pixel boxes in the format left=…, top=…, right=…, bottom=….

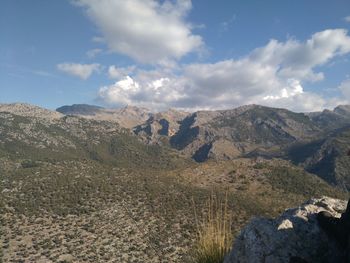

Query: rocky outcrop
left=133, top=109, right=189, bottom=144
left=225, top=197, right=347, bottom=263
left=0, top=103, right=63, bottom=120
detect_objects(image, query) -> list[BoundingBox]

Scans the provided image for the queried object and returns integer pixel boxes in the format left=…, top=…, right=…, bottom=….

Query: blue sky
left=1, top=0, right=350, bottom=112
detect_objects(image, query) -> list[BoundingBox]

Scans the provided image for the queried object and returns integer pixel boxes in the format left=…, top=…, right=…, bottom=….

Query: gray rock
left=224, top=197, right=347, bottom=263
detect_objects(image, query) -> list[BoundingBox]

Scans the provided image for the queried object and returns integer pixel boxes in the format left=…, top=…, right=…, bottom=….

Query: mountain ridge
left=3, top=102, right=350, bottom=189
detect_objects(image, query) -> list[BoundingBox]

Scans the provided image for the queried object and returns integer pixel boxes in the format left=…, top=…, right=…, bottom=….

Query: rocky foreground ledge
left=225, top=197, right=347, bottom=263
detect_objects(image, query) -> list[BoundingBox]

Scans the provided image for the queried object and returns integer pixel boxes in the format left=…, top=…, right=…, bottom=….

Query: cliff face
left=225, top=197, right=347, bottom=263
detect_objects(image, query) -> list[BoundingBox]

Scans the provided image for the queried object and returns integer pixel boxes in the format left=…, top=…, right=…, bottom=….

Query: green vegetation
left=265, top=165, right=346, bottom=198
left=0, top=110, right=347, bottom=262
left=21, top=159, right=39, bottom=168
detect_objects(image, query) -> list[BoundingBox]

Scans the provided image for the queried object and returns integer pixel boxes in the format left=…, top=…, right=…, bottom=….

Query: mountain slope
left=56, top=104, right=152, bottom=128
left=0, top=108, right=188, bottom=170
left=288, top=125, right=350, bottom=190
left=0, top=103, right=63, bottom=120
left=169, top=105, right=321, bottom=161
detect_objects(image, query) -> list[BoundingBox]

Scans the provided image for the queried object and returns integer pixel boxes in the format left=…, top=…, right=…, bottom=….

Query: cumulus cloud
left=250, top=29, right=350, bottom=82
left=108, top=65, right=136, bottom=79
left=98, top=76, right=178, bottom=108
left=344, top=16, right=350, bottom=22
left=57, top=63, right=101, bottom=79
left=74, top=0, right=203, bottom=64
left=97, top=29, right=350, bottom=112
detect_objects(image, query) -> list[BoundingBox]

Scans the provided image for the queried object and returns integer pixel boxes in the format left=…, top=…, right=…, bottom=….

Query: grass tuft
left=192, top=193, right=233, bottom=263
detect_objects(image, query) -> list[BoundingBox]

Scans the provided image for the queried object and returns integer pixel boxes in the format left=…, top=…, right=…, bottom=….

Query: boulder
left=224, top=197, right=347, bottom=263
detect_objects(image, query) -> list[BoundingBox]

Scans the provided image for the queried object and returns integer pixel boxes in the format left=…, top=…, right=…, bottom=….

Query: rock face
left=225, top=197, right=347, bottom=263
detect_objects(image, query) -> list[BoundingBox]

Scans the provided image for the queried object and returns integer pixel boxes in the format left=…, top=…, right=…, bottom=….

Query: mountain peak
left=334, top=104, right=350, bottom=115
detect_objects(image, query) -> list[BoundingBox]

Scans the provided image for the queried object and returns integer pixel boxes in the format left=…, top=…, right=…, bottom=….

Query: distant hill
left=56, top=104, right=104, bottom=115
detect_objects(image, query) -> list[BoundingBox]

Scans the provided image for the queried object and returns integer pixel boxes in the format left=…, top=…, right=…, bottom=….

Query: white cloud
left=86, top=48, right=102, bottom=58
left=108, top=65, right=136, bottom=79
left=75, top=0, right=203, bottom=64
left=98, top=76, right=179, bottom=109
left=98, top=76, right=140, bottom=106
left=250, top=29, right=350, bottom=82
left=344, top=16, right=350, bottom=22
left=57, top=63, right=101, bottom=80
left=97, top=29, right=350, bottom=112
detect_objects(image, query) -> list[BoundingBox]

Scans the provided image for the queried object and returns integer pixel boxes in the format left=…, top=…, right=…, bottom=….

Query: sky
left=1, top=0, right=350, bottom=112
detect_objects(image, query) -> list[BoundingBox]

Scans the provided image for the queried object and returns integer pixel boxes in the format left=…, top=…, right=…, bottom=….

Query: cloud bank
left=75, top=0, right=203, bottom=64
left=97, top=29, right=350, bottom=112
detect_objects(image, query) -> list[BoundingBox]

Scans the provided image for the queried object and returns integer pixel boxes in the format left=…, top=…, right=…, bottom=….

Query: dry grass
left=192, top=193, right=233, bottom=263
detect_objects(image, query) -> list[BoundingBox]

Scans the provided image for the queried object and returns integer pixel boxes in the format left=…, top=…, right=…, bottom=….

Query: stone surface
left=224, top=197, right=347, bottom=263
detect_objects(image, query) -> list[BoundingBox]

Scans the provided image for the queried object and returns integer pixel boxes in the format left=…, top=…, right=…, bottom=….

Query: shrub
left=21, top=159, right=39, bottom=168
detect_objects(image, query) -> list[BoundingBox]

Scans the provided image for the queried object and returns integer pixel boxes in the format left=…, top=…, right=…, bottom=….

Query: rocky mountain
left=56, top=104, right=350, bottom=164
left=56, top=104, right=152, bottom=128
left=54, top=103, right=350, bottom=189
left=133, top=108, right=189, bottom=145
left=225, top=197, right=347, bottom=263
left=307, top=105, right=350, bottom=130
left=169, top=105, right=321, bottom=162
left=131, top=104, right=350, bottom=190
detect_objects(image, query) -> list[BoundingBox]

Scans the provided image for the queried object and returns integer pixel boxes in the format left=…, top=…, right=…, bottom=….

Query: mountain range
left=56, top=103, right=350, bottom=190
left=0, top=102, right=348, bottom=262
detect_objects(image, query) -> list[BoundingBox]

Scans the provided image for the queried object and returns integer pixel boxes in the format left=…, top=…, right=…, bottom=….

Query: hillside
left=0, top=103, right=347, bottom=262
left=0, top=107, right=186, bottom=170
left=169, top=105, right=321, bottom=161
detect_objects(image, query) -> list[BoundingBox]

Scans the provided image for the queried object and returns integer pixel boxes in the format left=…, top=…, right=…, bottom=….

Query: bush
left=21, top=159, right=39, bottom=168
